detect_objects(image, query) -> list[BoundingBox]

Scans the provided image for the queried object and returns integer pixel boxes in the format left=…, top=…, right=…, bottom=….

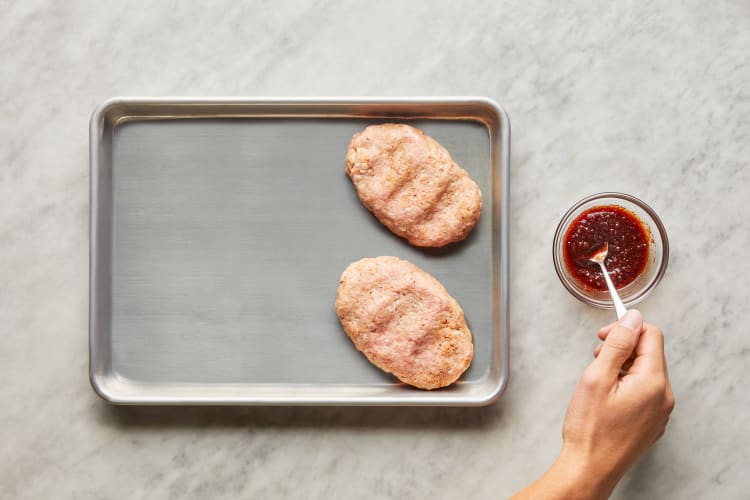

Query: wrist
left=549, top=447, right=621, bottom=500
left=509, top=446, right=621, bottom=500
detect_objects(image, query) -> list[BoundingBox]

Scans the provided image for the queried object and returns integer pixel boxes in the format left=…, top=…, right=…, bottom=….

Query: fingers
left=598, top=320, right=646, bottom=340
left=627, top=323, right=667, bottom=375
left=621, top=356, right=635, bottom=373
left=597, top=321, right=618, bottom=340
left=594, top=343, right=636, bottom=368
left=594, top=344, right=602, bottom=357
left=591, top=310, right=644, bottom=378
left=594, top=343, right=635, bottom=373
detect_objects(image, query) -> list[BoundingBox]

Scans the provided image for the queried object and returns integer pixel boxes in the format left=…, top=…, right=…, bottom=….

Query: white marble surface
left=1, top=0, right=748, bottom=498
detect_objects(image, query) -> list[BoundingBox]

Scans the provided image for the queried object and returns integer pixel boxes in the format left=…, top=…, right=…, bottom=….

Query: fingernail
left=619, top=309, right=643, bottom=331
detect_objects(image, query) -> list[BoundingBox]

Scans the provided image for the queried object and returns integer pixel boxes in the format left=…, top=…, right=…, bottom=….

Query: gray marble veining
left=1, top=0, right=748, bottom=498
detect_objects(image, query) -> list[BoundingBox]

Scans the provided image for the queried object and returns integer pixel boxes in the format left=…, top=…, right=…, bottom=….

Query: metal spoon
left=588, top=242, right=627, bottom=319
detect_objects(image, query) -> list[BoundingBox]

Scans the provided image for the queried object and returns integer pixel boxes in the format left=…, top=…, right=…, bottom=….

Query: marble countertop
left=2, top=1, right=748, bottom=498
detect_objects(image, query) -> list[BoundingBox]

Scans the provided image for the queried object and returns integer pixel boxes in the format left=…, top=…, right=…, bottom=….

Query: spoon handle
left=598, top=262, right=628, bottom=319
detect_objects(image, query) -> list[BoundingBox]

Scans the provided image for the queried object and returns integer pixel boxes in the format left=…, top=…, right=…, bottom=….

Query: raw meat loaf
left=335, top=256, right=474, bottom=390
left=345, top=124, right=482, bottom=247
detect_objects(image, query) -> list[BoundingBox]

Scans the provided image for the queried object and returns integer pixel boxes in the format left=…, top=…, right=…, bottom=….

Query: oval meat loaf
left=335, top=256, right=474, bottom=390
left=345, top=124, right=482, bottom=247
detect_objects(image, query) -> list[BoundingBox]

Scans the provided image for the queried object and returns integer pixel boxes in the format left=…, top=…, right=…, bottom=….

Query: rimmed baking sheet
left=89, top=97, right=510, bottom=405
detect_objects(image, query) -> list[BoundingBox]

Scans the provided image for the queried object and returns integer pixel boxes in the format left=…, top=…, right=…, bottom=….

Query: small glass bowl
left=552, top=192, right=669, bottom=309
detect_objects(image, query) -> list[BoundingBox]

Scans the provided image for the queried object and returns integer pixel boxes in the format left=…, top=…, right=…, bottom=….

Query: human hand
left=511, top=310, right=674, bottom=500
left=559, top=309, right=675, bottom=497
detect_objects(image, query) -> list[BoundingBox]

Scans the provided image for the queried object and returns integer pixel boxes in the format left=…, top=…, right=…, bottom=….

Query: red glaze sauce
left=563, top=205, right=649, bottom=291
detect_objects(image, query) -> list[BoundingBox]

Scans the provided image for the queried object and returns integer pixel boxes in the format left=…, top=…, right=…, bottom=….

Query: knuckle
left=666, top=400, right=675, bottom=414
left=656, top=379, right=668, bottom=394
left=580, top=368, right=602, bottom=390
left=644, top=379, right=667, bottom=400
left=665, top=391, right=676, bottom=413
left=605, top=337, right=635, bottom=354
left=605, top=328, right=638, bottom=352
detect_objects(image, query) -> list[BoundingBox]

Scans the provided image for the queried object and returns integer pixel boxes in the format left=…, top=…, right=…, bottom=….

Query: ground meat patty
left=346, top=123, right=482, bottom=247
left=335, top=256, right=474, bottom=390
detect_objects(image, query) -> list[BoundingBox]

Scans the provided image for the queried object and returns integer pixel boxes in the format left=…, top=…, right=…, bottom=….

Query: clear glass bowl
left=552, top=192, right=669, bottom=309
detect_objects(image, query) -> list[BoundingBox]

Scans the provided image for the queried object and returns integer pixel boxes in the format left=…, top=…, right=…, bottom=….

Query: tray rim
left=89, top=96, right=510, bottom=406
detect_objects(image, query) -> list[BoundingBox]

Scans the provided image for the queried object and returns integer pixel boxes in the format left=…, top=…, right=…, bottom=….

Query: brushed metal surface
left=90, top=97, right=510, bottom=405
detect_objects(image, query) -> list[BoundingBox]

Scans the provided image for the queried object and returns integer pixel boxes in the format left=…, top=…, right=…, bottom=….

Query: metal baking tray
left=89, top=97, right=510, bottom=405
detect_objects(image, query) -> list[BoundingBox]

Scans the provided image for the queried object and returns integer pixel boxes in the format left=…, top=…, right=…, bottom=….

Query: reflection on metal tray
left=89, top=97, right=510, bottom=405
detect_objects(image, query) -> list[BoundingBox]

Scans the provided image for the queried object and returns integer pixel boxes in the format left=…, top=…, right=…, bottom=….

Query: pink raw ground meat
left=335, top=256, right=474, bottom=390
left=346, top=124, right=482, bottom=247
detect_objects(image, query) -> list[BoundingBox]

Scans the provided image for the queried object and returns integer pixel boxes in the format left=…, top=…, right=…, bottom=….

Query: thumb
left=593, top=310, right=643, bottom=376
